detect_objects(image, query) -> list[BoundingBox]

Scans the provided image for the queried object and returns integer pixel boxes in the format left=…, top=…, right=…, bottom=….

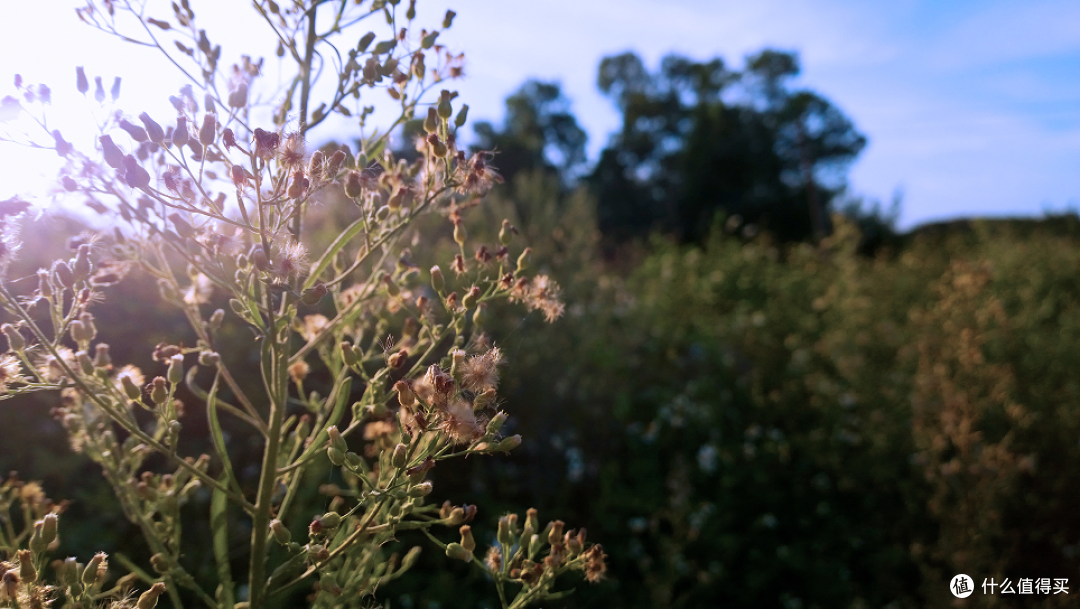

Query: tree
left=589, top=49, right=866, bottom=244
left=472, top=80, right=588, bottom=186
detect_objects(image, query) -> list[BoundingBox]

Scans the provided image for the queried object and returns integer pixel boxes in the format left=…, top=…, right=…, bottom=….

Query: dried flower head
left=279, top=131, right=306, bottom=168
left=298, top=314, right=329, bottom=342
left=273, top=239, right=308, bottom=282
left=583, top=544, right=608, bottom=583
left=510, top=275, right=565, bottom=323
left=0, top=354, right=25, bottom=392
left=115, top=364, right=145, bottom=388
left=485, top=546, right=502, bottom=573
left=460, top=347, right=504, bottom=393
left=253, top=128, right=280, bottom=160
left=183, top=273, right=213, bottom=305
left=440, top=397, right=482, bottom=445
left=288, top=360, right=310, bottom=385
left=38, top=347, right=76, bottom=382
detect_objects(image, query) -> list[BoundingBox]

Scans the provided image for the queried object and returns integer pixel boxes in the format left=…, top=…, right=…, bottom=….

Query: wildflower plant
left=0, top=1, right=600, bottom=607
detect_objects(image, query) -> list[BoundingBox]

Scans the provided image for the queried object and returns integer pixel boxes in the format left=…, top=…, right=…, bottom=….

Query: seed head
left=279, top=131, right=305, bottom=168
left=253, top=128, right=280, bottom=160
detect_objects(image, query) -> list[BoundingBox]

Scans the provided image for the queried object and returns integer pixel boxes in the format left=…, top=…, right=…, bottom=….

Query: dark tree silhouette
left=589, top=49, right=866, bottom=244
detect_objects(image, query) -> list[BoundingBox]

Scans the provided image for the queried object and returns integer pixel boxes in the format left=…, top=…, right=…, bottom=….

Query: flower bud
left=228, top=83, right=248, bottom=109
left=459, top=525, right=476, bottom=553
left=327, top=446, right=345, bottom=466
left=486, top=411, right=507, bottom=434
left=547, top=520, right=565, bottom=546
left=395, top=380, right=416, bottom=409
left=426, top=133, right=447, bottom=157
left=199, top=113, right=216, bottom=146
left=430, top=265, right=445, bottom=292
left=454, top=103, right=469, bottom=129
left=437, top=91, right=453, bottom=120
left=327, top=149, right=346, bottom=175
left=497, top=514, right=513, bottom=547
left=341, top=341, right=358, bottom=367
left=301, top=282, right=328, bottom=306
left=345, top=451, right=363, bottom=469
left=119, top=118, right=148, bottom=142
left=82, top=552, right=106, bottom=588
left=318, top=512, right=342, bottom=529
left=3, top=323, right=25, bottom=351
left=392, top=443, right=408, bottom=468
left=453, top=222, right=467, bottom=246
left=17, top=549, right=36, bottom=583
left=100, top=135, right=124, bottom=169
left=423, top=106, right=439, bottom=134
left=76, top=66, right=89, bottom=94
left=40, top=513, right=58, bottom=547
left=173, top=116, right=189, bottom=148
left=499, top=220, right=515, bottom=245
left=445, top=542, right=471, bottom=562
left=495, top=434, right=521, bottom=452
left=77, top=350, right=94, bottom=375
left=445, top=507, right=465, bottom=525
left=270, top=519, right=291, bottom=545
left=327, top=425, right=347, bottom=453
left=209, top=308, right=225, bottom=330
left=2, top=570, right=19, bottom=601
left=198, top=351, right=219, bottom=366
left=149, top=377, right=168, bottom=405
left=139, top=112, right=165, bottom=144
left=250, top=245, right=269, bottom=272
left=516, top=248, right=532, bottom=273
left=167, top=354, right=183, bottom=384
left=344, top=170, right=362, bottom=198
left=137, top=582, right=166, bottom=609
left=94, top=343, right=111, bottom=368
left=53, top=260, right=74, bottom=288
left=408, top=481, right=433, bottom=497
left=462, top=286, right=480, bottom=310
left=37, top=269, right=52, bottom=298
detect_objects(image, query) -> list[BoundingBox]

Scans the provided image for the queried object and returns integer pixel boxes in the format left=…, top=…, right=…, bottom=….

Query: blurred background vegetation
left=4, top=48, right=1080, bottom=608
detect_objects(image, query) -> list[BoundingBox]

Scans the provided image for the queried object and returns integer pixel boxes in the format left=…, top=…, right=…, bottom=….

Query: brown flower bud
left=228, top=83, right=248, bottom=108
left=149, top=377, right=168, bottom=405
left=459, top=525, right=476, bottom=553
left=327, top=149, right=346, bottom=175
left=3, top=323, right=25, bottom=351
left=119, top=118, right=148, bottom=142
left=139, top=112, right=165, bottom=144
left=423, top=106, right=439, bottom=134
left=137, top=582, right=166, bottom=609
left=99, top=135, right=124, bottom=169
left=173, top=116, right=189, bottom=148
left=17, top=549, right=37, bottom=583
left=199, top=113, right=216, bottom=146
left=344, top=170, right=362, bottom=198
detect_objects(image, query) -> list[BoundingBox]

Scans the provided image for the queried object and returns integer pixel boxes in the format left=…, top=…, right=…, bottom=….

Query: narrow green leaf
left=291, top=376, right=352, bottom=467
left=211, top=483, right=235, bottom=607
left=304, top=217, right=367, bottom=289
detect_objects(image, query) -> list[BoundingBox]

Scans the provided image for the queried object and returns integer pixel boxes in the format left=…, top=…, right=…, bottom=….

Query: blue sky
left=1, top=0, right=1077, bottom=231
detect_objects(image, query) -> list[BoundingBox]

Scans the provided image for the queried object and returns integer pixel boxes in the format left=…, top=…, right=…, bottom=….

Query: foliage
left=588, top=49, right=865, bottom=244
left=0, top=1, right=605, bottom=608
